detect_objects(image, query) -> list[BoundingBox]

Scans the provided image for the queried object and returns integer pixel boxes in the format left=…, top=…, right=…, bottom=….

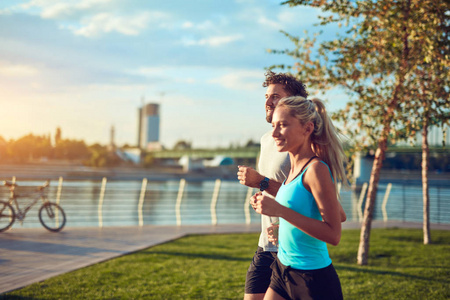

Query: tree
left=142, top=152, right=155, bottom=168
left=8, top=134, right=53, bottom=162
left=54, top=138, right=90, bottom=160
left=85, top=144, right=122, bottom=167
left=270, top=0, right=449, bottom=264
left=245, top=139, right=260, bottom=148
left=416, top=3, right=448, bottom=245
left=0, top=136, right=7, bottom=162
left=173, top=140, right=191, bottom=150
left=397, top=1, right=450, bottom=244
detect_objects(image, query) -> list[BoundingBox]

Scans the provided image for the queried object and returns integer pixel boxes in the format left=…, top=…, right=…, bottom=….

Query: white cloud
left=194, top=20, right=216, bottom=31
left=40, top=2, right=78, bottom=18
left=181, top=20, right=215, bottom=31
left=21, top=0, right=112, bottom=19
left=73, top=12, right=152, bottom=37
left=257, top=15, right=282, bottom=30
left=208, top=70, right=261, bottom=91
left=130, top=65, right=262, bottom=91
left=0, top=8, right=12, bottom=15
left=182, top=34, right=243, bottom=47
left=19, top=0, right=170, bottom=37
left=182, top=21, right=194, bottom=29
left=241, top=5, right=321, bottom=32
left=276, top=6, right=323, bottom=28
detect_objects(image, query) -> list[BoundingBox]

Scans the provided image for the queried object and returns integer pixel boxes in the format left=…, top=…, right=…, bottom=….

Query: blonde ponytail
left=277, top=97, right=349, bottom=193
left=309, top=98, right=348, bottom=190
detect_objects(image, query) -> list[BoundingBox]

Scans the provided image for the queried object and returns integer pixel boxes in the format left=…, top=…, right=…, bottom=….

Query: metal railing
left=1, top=177, right=449, bottom=230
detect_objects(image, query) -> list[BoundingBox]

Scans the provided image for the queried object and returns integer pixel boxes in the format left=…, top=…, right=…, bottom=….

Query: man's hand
left=267, top=222, right=279, bottom=246
left=237, top=165, right=263, bottom=188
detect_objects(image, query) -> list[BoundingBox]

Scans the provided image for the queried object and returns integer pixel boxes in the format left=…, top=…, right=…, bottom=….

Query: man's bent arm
left=237, top=165, right=282, bottom=197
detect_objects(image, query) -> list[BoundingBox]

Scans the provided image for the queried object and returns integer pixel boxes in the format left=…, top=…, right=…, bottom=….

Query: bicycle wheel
left=39, top=202, right=66, bottom=232
left=0, top=201, right=15, bottom=232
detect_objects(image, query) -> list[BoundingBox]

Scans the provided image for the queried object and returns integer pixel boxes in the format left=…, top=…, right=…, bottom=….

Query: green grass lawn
left=2, top=228, right=450, bottom=299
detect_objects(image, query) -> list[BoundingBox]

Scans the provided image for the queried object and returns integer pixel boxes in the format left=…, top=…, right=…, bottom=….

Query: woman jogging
left=250, top=96, right=347, bottom=300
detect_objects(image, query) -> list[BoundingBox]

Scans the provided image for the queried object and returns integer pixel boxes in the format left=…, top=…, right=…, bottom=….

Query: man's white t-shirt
left=257, top=131, right=290, bottom=252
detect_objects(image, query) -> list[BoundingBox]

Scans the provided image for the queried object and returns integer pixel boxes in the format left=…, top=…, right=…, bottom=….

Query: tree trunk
left=422, top=118, right=431, bottom=244
left=357, top=139, right=387, bottom=265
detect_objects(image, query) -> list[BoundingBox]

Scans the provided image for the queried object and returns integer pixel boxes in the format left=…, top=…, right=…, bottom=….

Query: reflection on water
left=1, top=179, right=448, bottom=230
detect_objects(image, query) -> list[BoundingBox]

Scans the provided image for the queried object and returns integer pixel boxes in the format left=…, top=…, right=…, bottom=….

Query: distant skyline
left=0, top=0, right=348, bottom=148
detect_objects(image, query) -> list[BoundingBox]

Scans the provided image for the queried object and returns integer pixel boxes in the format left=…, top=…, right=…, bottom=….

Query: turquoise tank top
left=276, top=161, right=332, bottom=270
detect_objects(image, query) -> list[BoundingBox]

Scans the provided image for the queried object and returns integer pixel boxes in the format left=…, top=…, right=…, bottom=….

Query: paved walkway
left=1, top=221, right=449, bottom=295
left=0, top=224, right=261, bottom=294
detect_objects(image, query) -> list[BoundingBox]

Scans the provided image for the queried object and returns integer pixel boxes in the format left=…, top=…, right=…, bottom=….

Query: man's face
left=265, top=84, right=290, bottom=123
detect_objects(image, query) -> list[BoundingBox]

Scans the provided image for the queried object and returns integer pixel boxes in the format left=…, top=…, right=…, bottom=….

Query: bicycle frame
left=7, top=186, right=49, bottom=221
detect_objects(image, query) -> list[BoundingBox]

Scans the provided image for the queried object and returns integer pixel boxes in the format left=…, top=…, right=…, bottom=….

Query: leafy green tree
left=0, top=136, right=7, bottom=162
left=173, top=140, right=191, bottom=150
left=8, top=134, right=52, bottom=162
left=143, top=152, right=155, bottom=168
left=85, top=144, right=122, bottom=167
left=34, top=134, right=52, bottom=159
left=394, top=1, right=450, bottom=244
left=245, top=139, right=259, bottom=148
left=8, top=135, right=33, bottom=162
left=54, top=139, right=90, bottom=160
left=270, top=0, right=449, bottom=264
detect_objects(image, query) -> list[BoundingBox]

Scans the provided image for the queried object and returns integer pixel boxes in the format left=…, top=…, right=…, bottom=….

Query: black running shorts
left=269, top=257, right=343, bottom=300
left=245, top=247, right=277, bottom=294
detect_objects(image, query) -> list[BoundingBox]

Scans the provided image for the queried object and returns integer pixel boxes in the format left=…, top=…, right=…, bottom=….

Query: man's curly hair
left=263, top=70, right=308, bottom=98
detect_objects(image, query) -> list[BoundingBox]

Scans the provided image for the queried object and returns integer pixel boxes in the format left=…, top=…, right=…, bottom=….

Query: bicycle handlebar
left=3, top=181, right=18, bottom=187
left=3, top=180, right=50, bottom=190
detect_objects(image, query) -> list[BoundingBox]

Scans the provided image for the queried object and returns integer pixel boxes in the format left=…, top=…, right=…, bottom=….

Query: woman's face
left=271, top=106, right=310, bottom=153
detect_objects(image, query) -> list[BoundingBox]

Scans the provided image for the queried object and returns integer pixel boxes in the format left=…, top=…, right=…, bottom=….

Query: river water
left=1, top=179, right=449, bottom=230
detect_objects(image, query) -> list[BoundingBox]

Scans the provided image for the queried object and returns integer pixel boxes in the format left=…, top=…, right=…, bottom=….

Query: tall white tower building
left=137, top=103, right=161, bottom=150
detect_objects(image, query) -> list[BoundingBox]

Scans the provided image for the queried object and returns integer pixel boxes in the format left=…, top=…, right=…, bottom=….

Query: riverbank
left=0, top=162, right=449, bottom=184
left=0, top=162, right=237, bottom=182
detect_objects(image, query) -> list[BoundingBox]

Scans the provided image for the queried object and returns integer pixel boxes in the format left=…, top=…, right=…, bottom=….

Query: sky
left=0, top=0, right=349, bottom=149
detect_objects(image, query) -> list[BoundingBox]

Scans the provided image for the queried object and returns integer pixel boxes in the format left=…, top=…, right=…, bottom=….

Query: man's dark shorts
left=245, top=247, right=277, bottom=294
